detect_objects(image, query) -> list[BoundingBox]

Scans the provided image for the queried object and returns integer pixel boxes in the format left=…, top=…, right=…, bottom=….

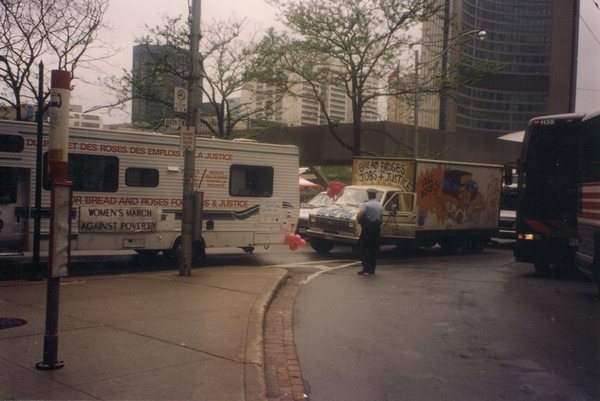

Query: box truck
left=306, top=157, right=503, bottom=254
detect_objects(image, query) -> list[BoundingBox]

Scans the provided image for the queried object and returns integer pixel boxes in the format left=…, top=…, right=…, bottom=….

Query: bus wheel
left=310, top=238, right=334, bottom=254
left=534, top=261, right=549, bottom=275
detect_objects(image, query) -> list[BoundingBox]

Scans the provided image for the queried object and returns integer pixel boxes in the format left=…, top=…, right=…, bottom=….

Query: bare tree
left=104, top=16, right=285, bottom=137
left=0, top=0, right=108, bottom=120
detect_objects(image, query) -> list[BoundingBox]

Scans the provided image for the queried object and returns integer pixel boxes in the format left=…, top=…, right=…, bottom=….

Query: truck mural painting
left=306, top=157, right=502, bottom=254
left=416, top=166, right=500, bottom=230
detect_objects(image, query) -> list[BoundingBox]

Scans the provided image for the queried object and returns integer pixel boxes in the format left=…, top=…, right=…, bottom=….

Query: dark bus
left=514, top=110, right=600, bottom=274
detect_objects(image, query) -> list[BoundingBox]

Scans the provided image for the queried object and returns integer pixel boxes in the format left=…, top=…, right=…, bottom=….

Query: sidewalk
left=0, top=267, right=288, bottom=401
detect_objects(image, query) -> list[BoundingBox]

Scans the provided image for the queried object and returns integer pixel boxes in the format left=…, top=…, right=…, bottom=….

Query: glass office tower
left=421, top=0, right=579, bottom=137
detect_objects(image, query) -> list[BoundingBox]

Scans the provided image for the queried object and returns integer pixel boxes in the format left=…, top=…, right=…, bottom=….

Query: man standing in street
left=356, top=188, right=383, bottom=275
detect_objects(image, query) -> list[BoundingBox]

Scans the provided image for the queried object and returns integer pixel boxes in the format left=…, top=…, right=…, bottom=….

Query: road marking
left=266, top=259, right=362, bottom=284
left=302, top=261, right=361, bottom=283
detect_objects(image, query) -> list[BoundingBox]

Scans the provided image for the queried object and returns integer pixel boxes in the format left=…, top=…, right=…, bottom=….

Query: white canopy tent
left=498, top=130, right=525, bottom=142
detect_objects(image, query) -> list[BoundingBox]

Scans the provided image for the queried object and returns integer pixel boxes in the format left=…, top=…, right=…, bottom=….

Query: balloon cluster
left=327, top=180, right=346, bottom=199
left=285, top=232, right=307, bottom=251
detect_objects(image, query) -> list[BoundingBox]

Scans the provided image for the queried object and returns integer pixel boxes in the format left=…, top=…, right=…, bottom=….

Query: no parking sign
left=174, top=87, right=188, bottom=113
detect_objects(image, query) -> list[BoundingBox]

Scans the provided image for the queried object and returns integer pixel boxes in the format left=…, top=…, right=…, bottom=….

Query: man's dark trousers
left=360, top=222, right=380, bottom=273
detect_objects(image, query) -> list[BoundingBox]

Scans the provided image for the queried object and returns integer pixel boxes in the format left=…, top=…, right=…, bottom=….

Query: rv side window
left=0, top=134, right=24, bottom=153
left=229, top=165, right=274, bottom=197
left=126, top=168, right=159, bottom=187
left=0, top=167, right=18, bottom=204
left=43, top=153, right=119, bottom=192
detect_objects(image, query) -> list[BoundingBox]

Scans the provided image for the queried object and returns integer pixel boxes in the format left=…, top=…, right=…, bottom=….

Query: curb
left=245, top=267, right=290, bottom=401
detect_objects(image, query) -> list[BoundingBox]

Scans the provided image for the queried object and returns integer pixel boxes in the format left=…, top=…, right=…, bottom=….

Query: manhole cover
left=0, top=318, right=28, bottom=330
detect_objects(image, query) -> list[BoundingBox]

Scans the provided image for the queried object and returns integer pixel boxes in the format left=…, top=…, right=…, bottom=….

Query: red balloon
left=284, top=232, right=294, bottom=244
left=289, top=243, right=299, bottom=251
left=299, top=239, right=307, bottom=247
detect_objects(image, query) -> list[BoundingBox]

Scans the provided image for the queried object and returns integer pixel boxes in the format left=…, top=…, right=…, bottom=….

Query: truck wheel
left=467, top=239, right=485, bottom=253
left=440, top=239, right=466, bottom=255
left=310, top=238, right=334, bottom=254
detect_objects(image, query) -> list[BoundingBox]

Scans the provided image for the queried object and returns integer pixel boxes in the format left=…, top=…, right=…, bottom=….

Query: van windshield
left=335, top=188, right=382, bottom=207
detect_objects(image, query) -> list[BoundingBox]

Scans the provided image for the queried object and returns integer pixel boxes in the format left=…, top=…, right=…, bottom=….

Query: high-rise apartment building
left=390, top=0, right=579, bottom=137
left=241, top=78, right=378, bottom=127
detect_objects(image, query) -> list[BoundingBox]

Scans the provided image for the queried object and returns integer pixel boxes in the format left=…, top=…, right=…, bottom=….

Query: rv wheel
left=134, top=250, right=160, bottom=258
left=163, top=239, right=182, bottom=265
left=310, top=238, right=334, bottom=254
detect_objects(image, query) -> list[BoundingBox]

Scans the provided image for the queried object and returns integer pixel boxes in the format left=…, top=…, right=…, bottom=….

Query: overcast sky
left=73, top=0, right=600, bottom=125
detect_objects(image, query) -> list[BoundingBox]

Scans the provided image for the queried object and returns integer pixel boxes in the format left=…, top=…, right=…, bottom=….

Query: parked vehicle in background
left=306, top=157, right=503, bottom=254
left=296, top=191, right=333, bottom=237
left=497, top=168, right=517, bottom=240
left=576, top=182, right=600, bottom=284
left=514, top=110, right=600, bottom=277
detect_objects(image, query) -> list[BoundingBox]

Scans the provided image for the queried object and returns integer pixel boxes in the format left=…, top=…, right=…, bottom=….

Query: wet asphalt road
left=293, top=247, right=600, bottom=401
left=2, top=243, right=598, bottom=401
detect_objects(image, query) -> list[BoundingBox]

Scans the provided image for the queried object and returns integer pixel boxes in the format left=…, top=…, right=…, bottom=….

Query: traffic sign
left=174, top=87, right=188, bottom=113
left=180, top=126, right=194, bottom=151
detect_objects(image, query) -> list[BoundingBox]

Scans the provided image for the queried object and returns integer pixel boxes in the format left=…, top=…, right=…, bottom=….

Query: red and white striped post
left=36, top=70, right=72, bottom=370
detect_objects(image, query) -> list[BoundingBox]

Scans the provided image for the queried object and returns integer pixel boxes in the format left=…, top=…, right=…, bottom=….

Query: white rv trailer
left=0, top=120, right=299, bottom=257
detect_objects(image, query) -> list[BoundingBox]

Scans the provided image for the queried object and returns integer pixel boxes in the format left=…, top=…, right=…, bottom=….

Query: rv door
left=0, top=167, right=28, bottom=253
left=381, top=191, right=417, bottom=239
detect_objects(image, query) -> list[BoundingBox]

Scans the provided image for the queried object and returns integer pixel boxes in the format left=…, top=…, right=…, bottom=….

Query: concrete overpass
left=247, top=121, right=522, bottom=167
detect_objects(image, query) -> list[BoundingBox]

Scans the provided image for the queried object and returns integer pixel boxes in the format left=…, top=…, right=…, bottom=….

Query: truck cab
left=306, top=185, right=417, bottom=253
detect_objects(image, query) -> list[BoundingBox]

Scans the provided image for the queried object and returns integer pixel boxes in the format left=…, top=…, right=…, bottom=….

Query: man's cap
left=367, top=188, right=378, bottom=195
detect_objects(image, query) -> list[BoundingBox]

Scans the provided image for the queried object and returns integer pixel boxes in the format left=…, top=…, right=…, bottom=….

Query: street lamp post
left=414, top=29, right=486, bottom=158
left=414, top=49, right=419, bottom=159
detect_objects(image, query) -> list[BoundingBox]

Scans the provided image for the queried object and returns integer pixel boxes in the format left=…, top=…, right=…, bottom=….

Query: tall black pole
left=32, top=61, right=44, bottom=280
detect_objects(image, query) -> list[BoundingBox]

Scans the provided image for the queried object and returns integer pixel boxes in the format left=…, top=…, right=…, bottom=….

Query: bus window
left=126, top=168, right=159, bottom=187
left=229, top=165, right=273, bottom=197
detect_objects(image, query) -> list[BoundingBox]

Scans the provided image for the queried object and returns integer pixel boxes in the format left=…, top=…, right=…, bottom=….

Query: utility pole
left=413, top=49, right=419, bottom=159
left=179, top=0, right=202, bottom=276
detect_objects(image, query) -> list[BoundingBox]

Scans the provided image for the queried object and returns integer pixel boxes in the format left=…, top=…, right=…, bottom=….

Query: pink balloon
left=289, top=243, right=298, bottom=251
left=299, top=239, right=307, bottom=247
left=284, top=232, right=294, bottom=244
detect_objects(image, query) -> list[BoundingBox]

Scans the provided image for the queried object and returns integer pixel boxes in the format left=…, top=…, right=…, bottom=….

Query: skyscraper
left=131, top=44, right=188, bottom=127
left=393, top=0, right=579, bottom=137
